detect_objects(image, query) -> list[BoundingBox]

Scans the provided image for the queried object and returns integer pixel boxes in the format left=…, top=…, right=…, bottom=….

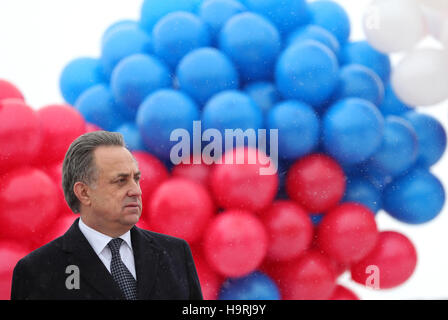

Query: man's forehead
left=93, top=146, right=139, bottom=173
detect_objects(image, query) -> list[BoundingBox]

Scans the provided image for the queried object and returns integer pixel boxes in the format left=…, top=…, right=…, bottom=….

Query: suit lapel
left=61, top=218, right=124, bottom=299
left=131, top=226, right=161, bottom=300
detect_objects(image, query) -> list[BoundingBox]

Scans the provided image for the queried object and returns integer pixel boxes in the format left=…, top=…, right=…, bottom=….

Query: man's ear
left=73, top=181, right=92, bottom=207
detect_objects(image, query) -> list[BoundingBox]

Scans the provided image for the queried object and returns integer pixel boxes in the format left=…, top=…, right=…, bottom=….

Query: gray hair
left=62, top=130, right=125, bottom=213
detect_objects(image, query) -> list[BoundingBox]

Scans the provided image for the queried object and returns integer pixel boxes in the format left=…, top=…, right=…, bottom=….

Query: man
left=11, top=131, right=203, bottom=300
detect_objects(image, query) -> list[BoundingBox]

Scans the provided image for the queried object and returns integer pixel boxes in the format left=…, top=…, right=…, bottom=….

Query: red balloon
left=317, top=202, right=379, bottom=264
left=0, top=167, right=60, bottom=244
left=31, top=214, right=78, bottom=250
left=0, top=79, right=24, bottom=102
left=191, top=246, right=222, bottom=300
left=286, top=153, right=346, bottom=212
left=260, top=200, right=313, bottom=261
left=132, top=151, right=169, bottom=207
left=172, top=161, right=212, bottom=187
left=330, top=285, right=359, bottom=300
left=0, top=99, right=41, bottom=173
left=85, top=122, right=102, bottom=133
left=34, top=104, right=86, bottom=166
left=351, top=231, right=417, bottom=289
left=210, top=147, right=278, bottom=212
left=0, top=241, right=31, bottom=300
left=277, top=250, right=336, bottom=300
left=42, top=161, right=74, bottom=217
left=203, top=210, right=268, bottom=277
left=143, top=178, right=215, bottom=243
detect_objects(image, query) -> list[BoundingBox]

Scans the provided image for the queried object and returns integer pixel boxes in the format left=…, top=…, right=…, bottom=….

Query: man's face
left=86, top=145, right=142, bottom=232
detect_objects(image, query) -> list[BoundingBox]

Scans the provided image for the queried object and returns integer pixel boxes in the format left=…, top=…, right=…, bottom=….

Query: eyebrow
left=111, top=171, right=141, bottom=181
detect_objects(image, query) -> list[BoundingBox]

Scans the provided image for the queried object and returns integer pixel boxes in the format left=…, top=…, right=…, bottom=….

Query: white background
left=0, top=0, right=447, bottom=299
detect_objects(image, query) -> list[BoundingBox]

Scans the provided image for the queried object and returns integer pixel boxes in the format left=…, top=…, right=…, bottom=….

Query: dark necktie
left=108, top=238, right=138, bottom=300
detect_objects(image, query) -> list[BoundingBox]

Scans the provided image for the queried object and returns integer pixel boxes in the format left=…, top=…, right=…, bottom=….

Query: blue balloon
left=219, top=12, right=281, bottom=82
left=379, top=84, right=413, bottom=117
left=308, top=0, right=351, bottom=45
left=275, top=40, right=339, bottom=108
left=310, top=213, right=324, bottom=226
left=349, top=162, right=393, bottom=191
left=198, top=0, right=247, bottom=45
left=59, top=57, right=105, bottom=105
left=334, top=64, right=384, bottom=106
left=74, top=84, right=126, bottom=131
left=266, top=100, right=320, bottom=160
left=202, top=90, right=263, bottom=149
left=323, top=98, right=384, bottom=165
left=176, top=47, right=239, bottom=106
left=100, top=26, right=152, bottom=79
left=369, top=116, right=418, bottom=177
left=287, top=25, right=340, bottom=58
left=218, top=271, right=280, bottom=300
left=116, top=122, right=146, bottom=151
left=343, top=176, right=382, bottom=214
left=137, top=89, right=200, bottom=160
left=383, top=167, right=445, bottom=224
left=111, top=54, right=171, bottom=118
left=140, top=0, right=202, bottom=33
left=340, top=41, right=391, bottom=83
left=244, top=81, right=280, bottom=115
left=152, top=12, right=210, bottom=69
left=240, top=0, right=309, bottom=36
left=403, top=111, right=447, bottom=168
left=102, top=20, right=140, bottom=45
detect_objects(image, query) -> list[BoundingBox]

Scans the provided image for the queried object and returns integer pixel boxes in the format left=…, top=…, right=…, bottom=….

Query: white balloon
left=363, top=0, right=427, bottom=53
left=416, top=0, right=448, bottom=14
left=392, top=48, right=448, bottom=106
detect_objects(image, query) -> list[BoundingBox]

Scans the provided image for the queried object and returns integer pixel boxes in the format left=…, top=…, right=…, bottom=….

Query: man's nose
left=128, top=179, right=142, bottom=197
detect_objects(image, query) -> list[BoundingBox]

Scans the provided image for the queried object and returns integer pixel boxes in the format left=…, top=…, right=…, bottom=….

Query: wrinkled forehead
left=93, top=146, right=139, bottom=178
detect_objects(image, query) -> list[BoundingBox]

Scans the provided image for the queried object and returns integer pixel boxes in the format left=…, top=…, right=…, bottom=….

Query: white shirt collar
left=78, top=217, right=133, bottom=255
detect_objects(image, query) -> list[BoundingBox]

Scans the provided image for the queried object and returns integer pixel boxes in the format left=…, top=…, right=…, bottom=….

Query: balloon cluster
left=363, top=0, right=448, bottom=106
left=1, top=0, right=446, bottom=300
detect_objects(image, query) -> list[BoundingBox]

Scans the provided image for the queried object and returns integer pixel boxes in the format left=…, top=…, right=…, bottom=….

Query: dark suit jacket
left=10, top=218, right=203, bottom=300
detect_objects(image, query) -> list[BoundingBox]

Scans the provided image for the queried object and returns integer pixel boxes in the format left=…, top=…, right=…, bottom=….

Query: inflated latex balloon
left=111, top=54, right=171, bottom=116
left=0, top=99, right=41, bottom=172
left=277, top=250, right=336, bottom=300
left=59, top=57, right=105, bottom=105
left=172, top=159, right=212, bottom=186
left=219, top=12, right=281, bottom=82
left=379, top=84, right=413, bottom=117
left=41, top=161, right=73, bottom=218
left=323, top=98, right=384, bottom=165
left=275, top=40, right=339, bottom=108
left=210, top=147, right=278, bottom=211
left=351, top=231, right=417, bottom=289
left=152, top=11, right=210, bottom=69
left=176, top=47, right=239, bottom=105
left=363, top=0, right=426, bottom=53
left=143, top=178, right=214, bottom=243
left=330, top=285, right=359, bottom=300
left=0, top=242, right=31, bottom=300
left=343, top=176, right=382, bottom=214
left=199, top=0, right=247, bottom=45
left=140, top=0, right=201, bottom=33
left=260, top=200, right=313, bottom=261
left=340, top=41, right=391, bottom=83
left=308, top=0, right=351, bottom=45
left=74, top=84, right=128, bottom=131
left=368, top=116, right=418, bottom=177
left=266, top=100, right=320, bottom=160
left=31, top=214, right=78, bottom=250
left=100, top=26, right=152, bottom=78
left=116, top=122, right=145, bottom=151
left=101, top=20, right=140, bottom=45
left=403, top=111, right=447, bottom=167
left=286, top=153, right=346, bottom=213
left=333, top=64, right=384, bottom=106
left=85, top=123, right=102, bottom=133
left=287, top=25, right=340, bottom=58
left=240, top=0, right=309, bottom=36
left=243, top=82, right=280, bottom=115
left=0, top=79, right=24, bottom=101
left=203, top=210, right=268, bottom=277
left=35, top=104, right=86, bottom=166
left=136, top=89, right=200, bottom=160
left=391, top=48, right=448, bottom=106
left=317, top=202, right=379, bottom=264
left=0, top=168, right=60, bottom=244
left=383, top=167, right=445, bottom=224
left=202, top=90, right=263, bottom=145
left=219, top=271, right=280, bottom=300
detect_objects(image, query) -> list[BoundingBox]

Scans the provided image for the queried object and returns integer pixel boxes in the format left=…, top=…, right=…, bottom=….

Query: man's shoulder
left=135, top=226, right=189, bottom=250
left=18, top=236, right=65, bottom=267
